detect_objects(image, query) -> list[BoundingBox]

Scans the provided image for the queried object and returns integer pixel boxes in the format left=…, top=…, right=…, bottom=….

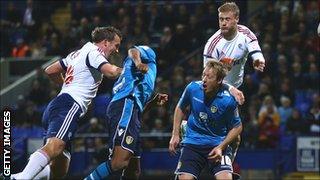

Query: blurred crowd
left=1, top=0, right=319, bottom=154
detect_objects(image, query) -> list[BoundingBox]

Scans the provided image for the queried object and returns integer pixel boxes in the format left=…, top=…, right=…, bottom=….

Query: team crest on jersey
left=211, top=106, right=218, bottom=113
left=238, top=43, right=244, bottom=50
left=126, top=136, right=134, bottom=144
left=199, top=112, right=208, bottom=120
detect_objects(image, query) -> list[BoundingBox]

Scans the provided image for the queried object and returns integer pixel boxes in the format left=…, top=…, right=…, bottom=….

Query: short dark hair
left=205, top=60, right=227, bottom=81
left=91, top=26, right=122, bottom=43
left=218, top=2, right=240, bottom=17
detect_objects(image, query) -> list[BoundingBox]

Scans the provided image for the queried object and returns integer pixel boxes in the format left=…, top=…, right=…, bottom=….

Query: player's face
left=202, top=67, right=221, bottom=94
left=103, top=35, right=121, bottom=57
left=218, top=11, right=239, bottom=37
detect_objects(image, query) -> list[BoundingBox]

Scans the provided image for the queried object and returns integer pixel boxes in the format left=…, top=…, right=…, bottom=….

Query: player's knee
left=50, top=167, right=68, bottom=179
left=123, top=168, right=140, bottom=179
left=236, top=135, right=241, bottom=143
left=50, top=152, right=70, bottom=178
left=42, top=138, right=66, bottom=158
left=215, top=171, right=232, bottom=180
left=177, top=173, right=195, bottom=180
left=111, top=159, right=130, bottom=171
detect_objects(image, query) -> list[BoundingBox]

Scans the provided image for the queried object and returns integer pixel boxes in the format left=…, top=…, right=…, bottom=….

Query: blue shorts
left=42, top=93, right=82, bottom=152
left=175, top=144, right=233, bottom=179
left=107, top=97, right=142, bottom=157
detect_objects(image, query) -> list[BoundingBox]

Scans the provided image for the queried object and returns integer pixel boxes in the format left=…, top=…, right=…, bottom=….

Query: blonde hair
left=218, top=2, right=240, bottom=17
left=205, top=60, right=228, bottom=81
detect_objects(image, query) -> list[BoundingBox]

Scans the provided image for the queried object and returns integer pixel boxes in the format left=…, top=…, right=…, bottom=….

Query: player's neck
left=94, top=42, right=107, bottom=56
left=223, top=28, right=237, bottom=41
left=205, top=87, right=220, bottom=100
left=94, top=42, right=103, bottom=49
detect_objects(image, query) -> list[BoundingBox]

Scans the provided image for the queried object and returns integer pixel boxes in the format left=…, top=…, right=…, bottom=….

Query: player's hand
left=229, top=86, right=245, bottom=105
left=220, top=57, right=234, bottom=71
left=208, top=146, right=222, bottom=163
left=136, top=63, right=149, bottom=74
left=154, top=93, right=168, bottom=106
left=253, top=59, right=265, bottom=72
left=169, top=134, right=180, bottom=155
left=220, top=57, right=233, bottom=65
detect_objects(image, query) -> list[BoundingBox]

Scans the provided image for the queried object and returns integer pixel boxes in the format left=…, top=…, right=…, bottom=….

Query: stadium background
left=0, top=0, right=319, bottom=179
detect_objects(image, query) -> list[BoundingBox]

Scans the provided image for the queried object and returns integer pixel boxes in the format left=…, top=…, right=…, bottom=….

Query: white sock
left=34, top=164, right=50, bottom=180
left=10, top=172, right=21, bottom=179
left=16, top=150, right=50, bottom=179
left=11, top=165, right=50, bottom=180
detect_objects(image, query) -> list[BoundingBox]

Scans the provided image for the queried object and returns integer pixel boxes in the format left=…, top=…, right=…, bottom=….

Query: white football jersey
left=203, top=25, right=265, bottom=88
left=59, top=42, right=109, bottom=114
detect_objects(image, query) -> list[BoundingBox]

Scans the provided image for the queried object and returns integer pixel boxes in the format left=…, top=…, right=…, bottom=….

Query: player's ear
left=217, top=77, right=223, bottom=84
left=104, top=39, right=108, bottom=47
left=235, top=15, right=239, bottom=23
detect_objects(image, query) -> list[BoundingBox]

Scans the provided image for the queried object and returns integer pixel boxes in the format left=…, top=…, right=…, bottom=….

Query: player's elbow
left=237, top=123, right=243, bottom=134
left=45, top=61, right=64, bottom=75
left=232, top=123, right=243, bottom=135
left=104, top=69, right=120, bottom=79
left=101, top=64, right=122, bottom=79
left=44, top=66, right=55, bottom=76
left=106, top=73, right=119, bottom=79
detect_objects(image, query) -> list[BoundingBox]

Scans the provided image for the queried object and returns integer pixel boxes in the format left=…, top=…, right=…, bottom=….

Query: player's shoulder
left=237, top=24, right=251, bottom=31
left=83, top=42, right=103, bottom=56
left=86, top=45, right=108, bottom=62
left=189, top=81, right=203, bottom=88
left=219, top=89, right=237, bottom=106
left=207, top=30, right=223, bottom=42
left=237, top=24, right=257, bottom=41
left=184, top=81, right=202, bottom=92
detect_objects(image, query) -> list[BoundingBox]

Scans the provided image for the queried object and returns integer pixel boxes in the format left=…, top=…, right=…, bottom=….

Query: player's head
left=202, top=60, right=227, bottom=94
left=91, top=26, right=122, bottom=57
left=218, top=2, right=239, bottom=37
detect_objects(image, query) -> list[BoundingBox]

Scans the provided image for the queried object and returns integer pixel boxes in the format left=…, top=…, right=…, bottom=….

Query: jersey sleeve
left=177, top=82, right=192, bottom=110
left=203, top=40, right=219, bottom=68
left=134, top=45, right=156, bottom=64
left=86, top=50, right=109, bottom=72
left=226, top=99, right=242, bottom=130
left=59, top=52, right=74, bottom=71
left=246, top=30, right=265, bottom=63
left=59, top=58, right=68, bottom=71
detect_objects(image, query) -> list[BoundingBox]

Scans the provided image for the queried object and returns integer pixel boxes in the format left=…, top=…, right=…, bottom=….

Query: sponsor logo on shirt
left=199, top=112, right=208, bottom=121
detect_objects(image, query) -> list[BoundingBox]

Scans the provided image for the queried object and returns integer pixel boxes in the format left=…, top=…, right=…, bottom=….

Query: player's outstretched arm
left=223, top=83, right=245, bottom=105
left=169, top=105, right=184, bottom=155
left=45, top=61, right=64, bottom=85
left=208, top=124, right=242, bottom=162
left=143, top=93, right=168, bottom=113
left=100, top=63, right=122, bottom=79
left=253, top=58, right=265, bottom=72
left=128, top=48, right=148, bottom=73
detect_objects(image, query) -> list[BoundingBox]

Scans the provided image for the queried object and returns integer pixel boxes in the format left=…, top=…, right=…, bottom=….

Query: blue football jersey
left=111, top=46, right=157, bottom=111
left=178, top=81, right=241, bottom=146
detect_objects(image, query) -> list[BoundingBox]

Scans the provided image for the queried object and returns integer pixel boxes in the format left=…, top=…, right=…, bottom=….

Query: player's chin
left=203, top=88, right=210, bottom=94
left=221, top=29, right=229, bottom=35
